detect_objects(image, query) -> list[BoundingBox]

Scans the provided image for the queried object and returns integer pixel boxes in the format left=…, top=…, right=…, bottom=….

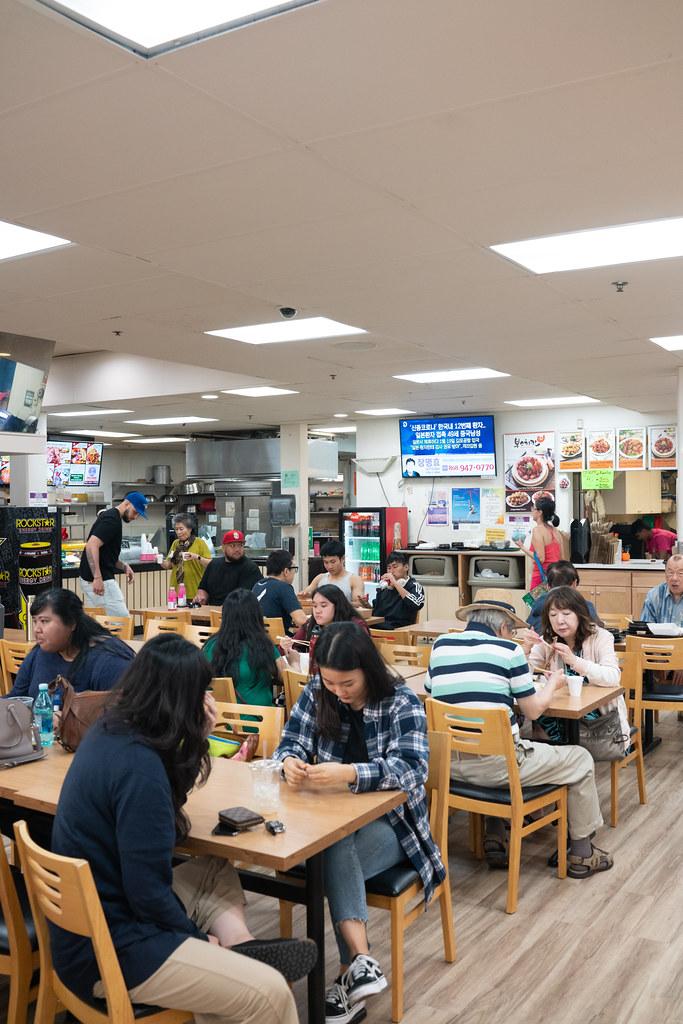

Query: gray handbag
left=578, top=709, right=628, bottom=762
left=0, top=698, right=45, bottom=768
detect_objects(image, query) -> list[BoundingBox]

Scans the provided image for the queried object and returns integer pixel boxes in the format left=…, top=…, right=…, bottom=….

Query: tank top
left=318, top=571, right=353, bottom=600
left=530, top=527, right=562, bottom=589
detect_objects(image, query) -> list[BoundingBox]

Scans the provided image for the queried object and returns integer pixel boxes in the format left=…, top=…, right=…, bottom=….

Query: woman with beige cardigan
left=528, top=586, right=629, bottom=748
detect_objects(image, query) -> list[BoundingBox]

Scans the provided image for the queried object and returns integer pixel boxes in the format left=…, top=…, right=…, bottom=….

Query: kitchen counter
left=61, top=560, right=167, bottom=579
left=579, top=561, right=665, bottom=570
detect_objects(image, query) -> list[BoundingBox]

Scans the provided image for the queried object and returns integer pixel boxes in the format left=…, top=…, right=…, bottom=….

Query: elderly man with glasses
left=641, top=553, right=683, bottom=625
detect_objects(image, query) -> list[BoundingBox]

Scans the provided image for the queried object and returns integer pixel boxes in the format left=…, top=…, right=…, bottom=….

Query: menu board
left=503, top=431, right=555, bottom=514
left=648, top=424, right=677, bottom=469
left=616, top=427, right=646, bottom=471
left=47, top=440, right=103, bottom=487
left=585, top=429, right=615, bottom=470
left=558, top=430, right=584, bottom=472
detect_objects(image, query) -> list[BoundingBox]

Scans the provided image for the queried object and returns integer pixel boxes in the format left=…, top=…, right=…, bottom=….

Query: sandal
left=567, top=844, right=613, bottom=879
left=483, top=835, right=509, bottom=869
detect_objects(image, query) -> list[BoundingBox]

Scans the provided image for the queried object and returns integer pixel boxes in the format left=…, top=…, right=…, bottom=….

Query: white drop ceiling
left=2, top=0, right=683, bottom=446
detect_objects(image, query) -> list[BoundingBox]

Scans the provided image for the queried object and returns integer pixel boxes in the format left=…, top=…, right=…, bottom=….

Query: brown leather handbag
left=48, top=676, right=109, bottom=752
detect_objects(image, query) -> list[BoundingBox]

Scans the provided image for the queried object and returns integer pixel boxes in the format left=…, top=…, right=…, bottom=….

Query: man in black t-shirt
left=366, top=551, right=425, bottom=629
left=252, top=550, right=308, bottom=634
left=79, top=491, right=148, bottom=616
left=195, top=530, right=262, bottom=607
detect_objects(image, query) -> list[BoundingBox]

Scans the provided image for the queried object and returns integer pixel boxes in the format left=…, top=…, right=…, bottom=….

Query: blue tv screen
left=399, top=415, right=496, bottom=478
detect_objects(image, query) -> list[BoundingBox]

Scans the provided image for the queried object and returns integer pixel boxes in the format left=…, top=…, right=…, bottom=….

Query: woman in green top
left=161, top=514, right=213, bottom=602
left=203, top=589, right=284, bottom=706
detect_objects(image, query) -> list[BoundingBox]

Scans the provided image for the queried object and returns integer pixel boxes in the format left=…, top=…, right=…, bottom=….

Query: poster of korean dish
left=648, top=424, right=678, bottom=469
left=616, top=427, right=647, bottom=471
left=503, top=432, right=555, bottom=515
left=558, top=430, right=585, bottom=472
left=586, top=429, right=616, bottom=470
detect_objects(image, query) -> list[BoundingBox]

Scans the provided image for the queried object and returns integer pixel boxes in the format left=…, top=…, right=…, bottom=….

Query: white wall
left=355, top=406, right=675, bottom=545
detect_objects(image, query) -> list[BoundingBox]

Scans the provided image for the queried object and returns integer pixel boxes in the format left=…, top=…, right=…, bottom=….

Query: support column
left=280, top=423, right=310, bottom=590
left=677, top=369, right=683, bottom=548
left=9, top=414, right=48, bottom=505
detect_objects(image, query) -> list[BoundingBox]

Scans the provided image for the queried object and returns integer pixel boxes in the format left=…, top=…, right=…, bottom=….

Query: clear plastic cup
left=250, top=759, right=281, bottom=814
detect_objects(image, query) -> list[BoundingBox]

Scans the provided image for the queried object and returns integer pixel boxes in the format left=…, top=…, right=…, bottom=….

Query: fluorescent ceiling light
left=491, top=216, right=683, bottom=274
left=355, top=408, right=415, bottom=416
left=333, top=413, right=349, bottom=419
left=222, top=386, right=298, bottom=397
left=310, top=425, right=357, bottom=434
left=35, top=1, right=318, bottom=57
left=201, top=394, right=220, bottom=399
left=126, top=436, right=189, bottom=444
left=50, top=409, right=133, bottom=417
left=206, top=316, right=365, bottom=345
left=65, top=429, right=140, bottom=438
left=650, top=335, right=683, bottom=351
left=0, top=220, right=71, bottom=261
left=504, top=396, right=600, bottom=408
left=393, top=367, right=509, bottom=384
left=125, top=416, right=218, bottom=426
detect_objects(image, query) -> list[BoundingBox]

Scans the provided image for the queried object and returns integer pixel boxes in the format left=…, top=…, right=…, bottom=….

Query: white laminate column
left=677, top=368, right=683, bottom=549
left=279, top=423, right=310, bottom=589
left=9, top=414, right=48, bottom=505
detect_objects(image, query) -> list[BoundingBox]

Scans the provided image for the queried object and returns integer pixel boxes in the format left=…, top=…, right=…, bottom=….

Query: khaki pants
left=102, top=856, right=298, bottom=1024
left=452, top=739, right=603, bottom=840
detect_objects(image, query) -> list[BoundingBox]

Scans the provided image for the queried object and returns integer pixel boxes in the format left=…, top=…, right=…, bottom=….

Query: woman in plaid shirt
left=274, top=622, right=445, bottom=1024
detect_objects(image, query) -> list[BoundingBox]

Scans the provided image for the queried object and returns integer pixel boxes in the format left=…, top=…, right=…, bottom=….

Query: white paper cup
left=299, top=653, right=310, bottom=675
left=181, top=551, right=192, bottom=560
left=567, top=676, right=583, bottom=698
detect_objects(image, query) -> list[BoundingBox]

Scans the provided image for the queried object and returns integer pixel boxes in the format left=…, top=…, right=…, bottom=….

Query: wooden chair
left=629, top=639, right=683, bottom=734
left=82, top=606, right=106, bottom=618
left=213, top=702, right=284, bottom=758
left=279, top=731, right=456, bottom=1022
left=426, top=699, right=567, bottom=914
left=601, top=613, right=631, bottom=631
left=13, top=820, right=191, bottom=1024
left=0, top=640, right=33, bottom=696
left=611, top=651, right=647, bottom=827
left=263, top=617, right=285, bottom=645
left=209, top=608, right=223, bottom=629
left=211, top=676, right=237, bottom=702
left=143, top=615, right=191, bottom=640
left=0, top=828, right=39, bottom=1024
left=142, top=609, right=192, bottom=627
left=183, top=623, right=218, bottom=647
left=282, top=668, right=308, bottom=715
left=369, top=628, right=409, bottom=645
left=94, top=615, right=134, bottom=640
left=382, top=644, right=431, bottom=668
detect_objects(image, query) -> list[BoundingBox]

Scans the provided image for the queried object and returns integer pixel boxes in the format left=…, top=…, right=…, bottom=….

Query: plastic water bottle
left=177, top=583, right=187, bottom=608
left=167, top=586, right=177, bottom=610
left=34, top=684, right=54, bottom=748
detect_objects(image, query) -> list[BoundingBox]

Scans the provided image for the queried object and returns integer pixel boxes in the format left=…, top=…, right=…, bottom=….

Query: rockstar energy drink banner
left=0, top=507, right=62, bottom=631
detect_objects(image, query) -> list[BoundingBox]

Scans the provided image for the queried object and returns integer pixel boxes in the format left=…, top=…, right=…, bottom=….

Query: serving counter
left=62, top=562, right=173, bottom=610
left=575, top=562, right=664, bottom=618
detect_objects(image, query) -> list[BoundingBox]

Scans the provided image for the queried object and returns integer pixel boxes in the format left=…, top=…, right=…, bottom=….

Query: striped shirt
left=426, top=622, right=536, bottom=732
left=641, top=582, right=683, bottom=627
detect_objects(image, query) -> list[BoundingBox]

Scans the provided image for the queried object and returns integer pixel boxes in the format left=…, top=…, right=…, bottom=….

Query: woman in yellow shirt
left=161, top=514, right=213, bottom=601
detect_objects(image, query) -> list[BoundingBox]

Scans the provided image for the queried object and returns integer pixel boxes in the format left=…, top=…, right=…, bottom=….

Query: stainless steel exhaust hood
left=184, top=437, right=338, bottom=481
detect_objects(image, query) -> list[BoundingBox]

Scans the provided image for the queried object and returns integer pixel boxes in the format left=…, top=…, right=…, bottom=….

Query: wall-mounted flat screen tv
left=47, top=440, right=103, bottom=487
left=0, top=358, right=48, bottom=433
left=399, top=415, right=496, bottom=477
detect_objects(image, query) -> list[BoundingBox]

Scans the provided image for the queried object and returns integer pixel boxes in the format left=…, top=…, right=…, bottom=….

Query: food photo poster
left=586, top=429, right=616, bottom=471
left=558, top=430, right=585, bottom=472
left=616, top=427, right=646, bottom=471
left=503, top=431, right=555, bottom=519
left=647, top=424, right=677, bottom=469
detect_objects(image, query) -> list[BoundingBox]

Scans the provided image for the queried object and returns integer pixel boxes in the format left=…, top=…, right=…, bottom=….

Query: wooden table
left=130, top=604, right=222, bottom=623
left=0, top=747, right=405, bottom=1024
left=395, top=619, right=465, bottom=640
left=392, top=663, right=428, bottom=681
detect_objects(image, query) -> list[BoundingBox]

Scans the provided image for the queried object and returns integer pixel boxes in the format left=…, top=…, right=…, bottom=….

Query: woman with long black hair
left=10, top=587, right=134, bottom=698
left=274, top=622, right=444, bottom=1024
left=49, top=634, right=315, bottom=1024
left=280, top=584, right=369, bottom=676
left=203, top=589, right=283, bottom=705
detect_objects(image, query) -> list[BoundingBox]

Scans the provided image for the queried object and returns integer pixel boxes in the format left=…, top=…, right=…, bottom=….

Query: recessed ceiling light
left=222, top=386, right=299, bottom=397
left=650, top=335, right=683, bottom=351
left=125, top=416, right=219, bottom=426
left=491, top=216, right=683, bottom=274
left=0, top=219, right=71, bottom=262
left=393, top=367, right=509, bottom=384
left=310, top=425, right=357, bottom=434
left=201, top=394, right=220, bottom=400
left=333, top=413, right=349, bottom=418
left=355, top=408, right=416, bottom=416
left=206, top=316, right=365, bottom=345
left=35, top=1, right=318, bottom=56
left=50, top=409, right=133, bottom=417
left=126, top=437, right=189, bottom=444
left=504, top=396, right=600, bottom=408
left=65, top=429, right=140, bottom=438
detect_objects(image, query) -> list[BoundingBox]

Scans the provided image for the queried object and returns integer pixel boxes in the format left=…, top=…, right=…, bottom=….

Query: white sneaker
left=342, top=954, right=387, bottom=1005
left=325, top=981, right=366, bottom=1024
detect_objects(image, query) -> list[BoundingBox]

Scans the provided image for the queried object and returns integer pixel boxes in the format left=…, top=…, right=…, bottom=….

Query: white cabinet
left=602, top=472, right=662, bottom=515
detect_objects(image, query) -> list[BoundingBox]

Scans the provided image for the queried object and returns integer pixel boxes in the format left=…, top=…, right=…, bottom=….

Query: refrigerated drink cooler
left=339, top=506, right=409, bottom=603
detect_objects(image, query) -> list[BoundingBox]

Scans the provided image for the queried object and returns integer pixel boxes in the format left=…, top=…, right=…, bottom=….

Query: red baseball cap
left=223, top=530, right=245, bottom=544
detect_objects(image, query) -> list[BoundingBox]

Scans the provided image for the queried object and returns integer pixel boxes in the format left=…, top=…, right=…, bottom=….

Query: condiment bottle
left=167, top=586, right=177, bottom=610
left=177, top=582, right=187, bottom=607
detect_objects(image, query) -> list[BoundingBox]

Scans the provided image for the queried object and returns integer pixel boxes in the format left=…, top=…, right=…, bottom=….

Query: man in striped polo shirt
left=427, top=600, right=613, bottom=880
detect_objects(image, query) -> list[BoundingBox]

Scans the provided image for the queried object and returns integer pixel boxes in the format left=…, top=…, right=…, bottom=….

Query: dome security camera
left=279, top=307, right=297, bottom=319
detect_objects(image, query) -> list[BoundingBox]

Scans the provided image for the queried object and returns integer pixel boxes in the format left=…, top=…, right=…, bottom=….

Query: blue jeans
left=323, top=815, right=404, bottom=964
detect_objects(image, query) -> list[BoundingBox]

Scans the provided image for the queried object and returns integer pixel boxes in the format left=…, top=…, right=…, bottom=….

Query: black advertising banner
left=0, top=506, right=62, bottom=631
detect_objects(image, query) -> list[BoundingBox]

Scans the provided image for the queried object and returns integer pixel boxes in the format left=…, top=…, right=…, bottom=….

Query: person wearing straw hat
left=426, top=598, right=614, bottom=880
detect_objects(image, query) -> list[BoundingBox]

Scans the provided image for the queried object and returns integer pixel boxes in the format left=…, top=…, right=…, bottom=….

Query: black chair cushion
left=642, top=690, right=683, bottom=702
left=450, top=780, right=561, bottom=804
left=0, top=865, right=37, bottom=955
left=83, top=1000, right=165, bottom=1019
left=365, top=862, right=419, bottom=898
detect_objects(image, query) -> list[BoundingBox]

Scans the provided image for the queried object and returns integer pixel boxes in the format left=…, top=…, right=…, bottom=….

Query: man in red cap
left=195, top=530, right=261, bottom=607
